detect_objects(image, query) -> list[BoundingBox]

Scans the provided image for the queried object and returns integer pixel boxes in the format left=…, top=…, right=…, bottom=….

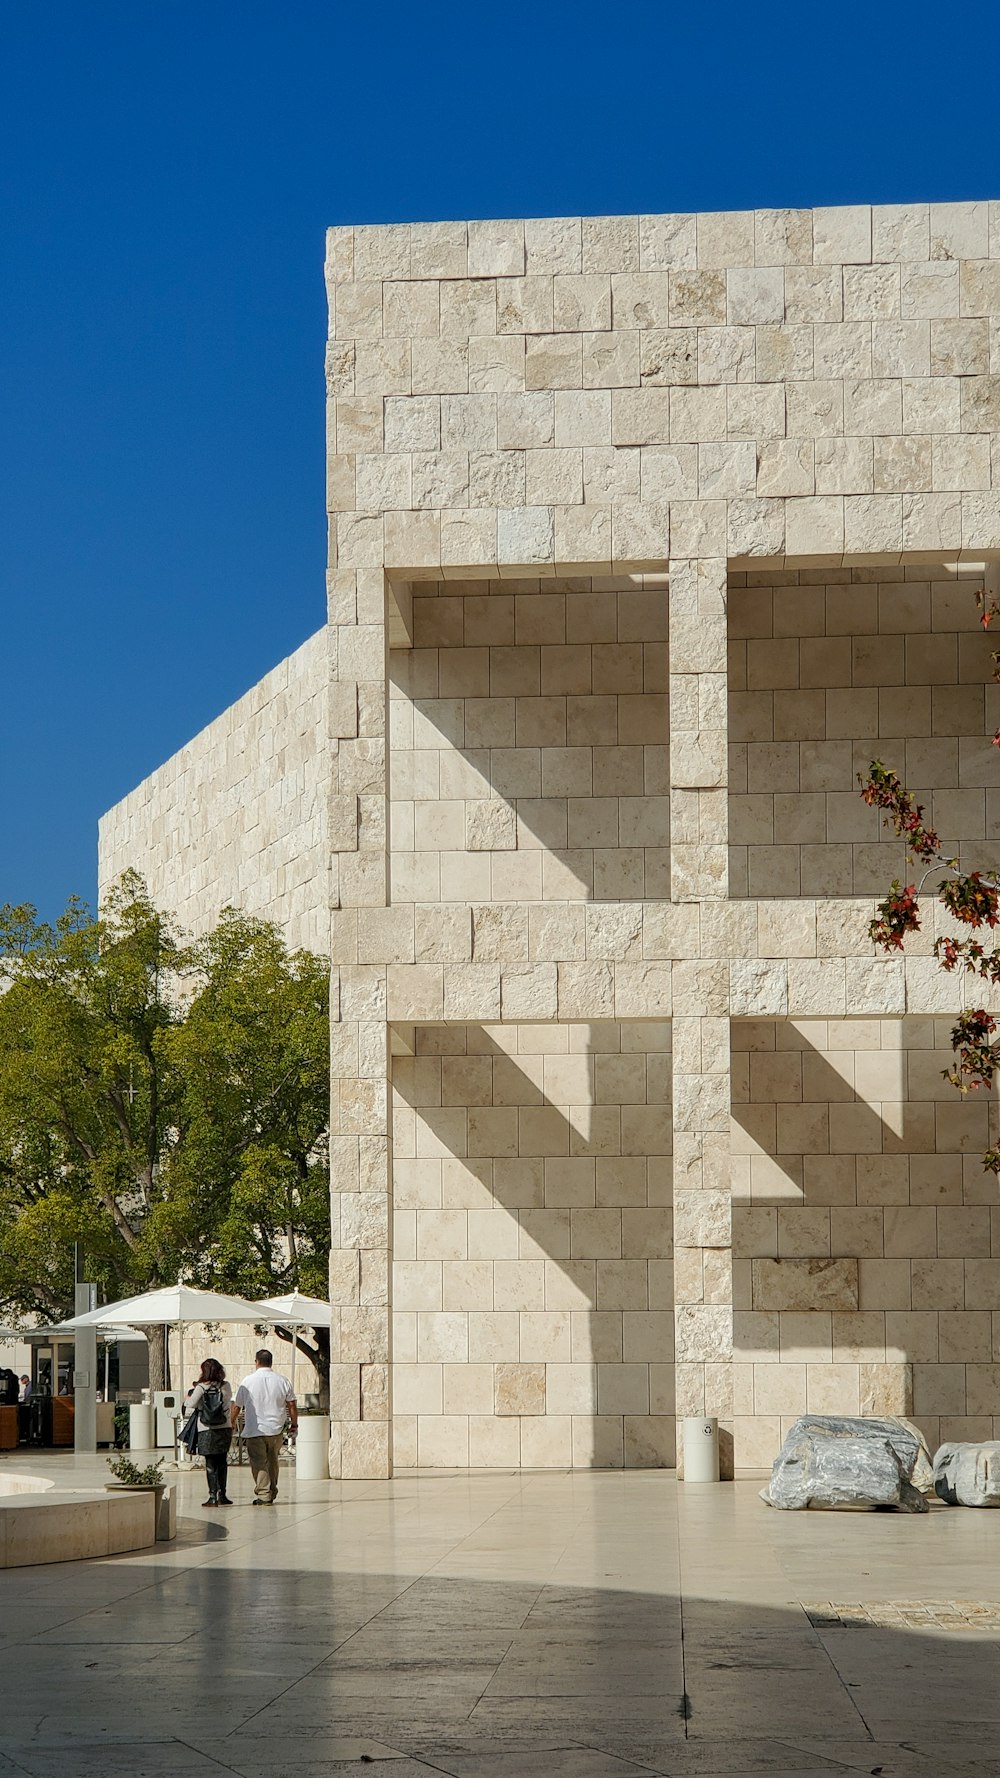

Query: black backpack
left=199, top=1384, right=228, bottom=1427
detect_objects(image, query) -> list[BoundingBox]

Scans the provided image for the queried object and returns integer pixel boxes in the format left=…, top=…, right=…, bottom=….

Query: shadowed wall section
left=390, top=1020, right=674, bottom=1468
left=732, top=1015, right=1000, bottom=1467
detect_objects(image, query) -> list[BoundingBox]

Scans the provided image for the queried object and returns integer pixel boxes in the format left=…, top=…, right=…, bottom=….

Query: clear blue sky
left=3, top=3, right=1000, bottom=920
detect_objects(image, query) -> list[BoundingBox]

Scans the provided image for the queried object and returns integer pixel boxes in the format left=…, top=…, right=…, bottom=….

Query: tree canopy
left=0, top=873, right=330, bottom=1386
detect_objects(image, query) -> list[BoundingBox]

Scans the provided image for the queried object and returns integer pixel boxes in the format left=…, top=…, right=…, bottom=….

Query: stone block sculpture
left=933, top=1442, right=1000, bottom=1508
left=762, top=1414, right=932, bottom=1512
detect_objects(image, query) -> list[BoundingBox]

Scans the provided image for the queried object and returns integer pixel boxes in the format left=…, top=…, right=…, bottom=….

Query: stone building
left=101, top=201, right=1000, bottom=1478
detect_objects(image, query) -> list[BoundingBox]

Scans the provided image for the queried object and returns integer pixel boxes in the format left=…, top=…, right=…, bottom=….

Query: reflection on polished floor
left=1, top=1451, right=998, bottom=1776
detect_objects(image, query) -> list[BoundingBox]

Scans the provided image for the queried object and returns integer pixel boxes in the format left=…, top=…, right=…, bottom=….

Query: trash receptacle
left=682, top=1416, right=719, bottom=1483
left=295, top=1414, right=330, bottom=1480
left=128, top=1403, right=154, bottom=1452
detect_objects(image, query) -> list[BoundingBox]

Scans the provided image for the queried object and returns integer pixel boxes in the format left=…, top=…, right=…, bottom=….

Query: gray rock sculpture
left=761, top=1415, right=933, bottom=1512
left=933, top=1442, right=1000, bottom=1507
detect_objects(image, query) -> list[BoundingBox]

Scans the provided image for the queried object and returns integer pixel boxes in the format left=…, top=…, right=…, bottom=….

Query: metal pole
left=72, top=1245, right=97, bottom=1455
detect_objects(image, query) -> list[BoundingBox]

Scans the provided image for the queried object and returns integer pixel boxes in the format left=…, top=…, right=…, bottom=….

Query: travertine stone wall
left=732, top=1016, right=999, bottom=1466
left=729, top=565, right=1000, bottom=896
left=326, top=202, right=1000, bottom=580
left=390, top=1019, right=673, bottom=1468
left=101, top=200, right=1000, bottom=1479
left=389, top=576, right=671, bottom=904
left=98, top=631, right=330, bottom=951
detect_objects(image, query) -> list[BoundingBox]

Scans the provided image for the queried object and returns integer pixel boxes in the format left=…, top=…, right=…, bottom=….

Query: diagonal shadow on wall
left=389, top=1017, right=674, bottom=1470
left=729, top=1016, right=995, bottom=1454
left=387, top=576, right=671, bottom=906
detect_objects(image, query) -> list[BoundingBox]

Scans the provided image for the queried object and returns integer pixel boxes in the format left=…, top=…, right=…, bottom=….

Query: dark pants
left=204, top=1450, right=230, bottom=1501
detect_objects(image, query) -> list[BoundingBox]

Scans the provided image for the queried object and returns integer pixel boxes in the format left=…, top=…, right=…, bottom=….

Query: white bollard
left=128, top=1403, right=154, bottom=1451
left=295, top=1414, right=331, bottom=1480
left=682, top=1416, right=720, bottom=1483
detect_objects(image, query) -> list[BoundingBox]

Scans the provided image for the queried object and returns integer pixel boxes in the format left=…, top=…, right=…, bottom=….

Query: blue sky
left=3, top=2, right=1000, bottom=920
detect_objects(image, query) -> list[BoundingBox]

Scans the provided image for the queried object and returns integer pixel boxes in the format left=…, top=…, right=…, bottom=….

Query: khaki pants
left=245, top=1432, right=284, bottom=1501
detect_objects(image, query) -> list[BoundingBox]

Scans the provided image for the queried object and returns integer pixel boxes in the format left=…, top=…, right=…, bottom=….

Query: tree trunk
left=273, top=1325, right=329, bottom=1411
left=311, top=1327, right=330, bottom=1413
left=137, top=1324, right=169, bottom=1391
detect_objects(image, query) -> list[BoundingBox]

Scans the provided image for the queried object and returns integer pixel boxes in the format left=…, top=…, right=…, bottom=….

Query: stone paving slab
left=2, top=1457, right=1000, bottom=1774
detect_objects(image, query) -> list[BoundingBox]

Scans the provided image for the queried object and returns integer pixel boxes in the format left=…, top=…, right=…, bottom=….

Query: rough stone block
left=674, top=1190, right=731, bottom=1250
left=752, top=1258, right=859, bottom=1314
left=494, top=1362, right=545, bottom=1416
left=500, top=965, right=558, bottom=1020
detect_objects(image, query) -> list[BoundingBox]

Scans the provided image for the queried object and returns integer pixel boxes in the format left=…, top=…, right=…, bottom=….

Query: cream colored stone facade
left=99, top=632, right=330, bottom=951
left=103, top=201, right=1000, bottom=1478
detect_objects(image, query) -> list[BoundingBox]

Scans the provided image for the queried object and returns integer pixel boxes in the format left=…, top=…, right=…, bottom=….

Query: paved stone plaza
left=0, top=1453, right=999, bottom=1776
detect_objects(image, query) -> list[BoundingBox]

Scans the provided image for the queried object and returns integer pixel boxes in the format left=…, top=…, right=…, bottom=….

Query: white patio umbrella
left=58, top=1284, right=299, bottom=1423
left=258, top=1291, right=330, bottom=1399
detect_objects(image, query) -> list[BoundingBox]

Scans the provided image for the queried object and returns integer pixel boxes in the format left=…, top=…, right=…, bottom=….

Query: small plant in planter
left=107, top=1455, right=166, bottom=1488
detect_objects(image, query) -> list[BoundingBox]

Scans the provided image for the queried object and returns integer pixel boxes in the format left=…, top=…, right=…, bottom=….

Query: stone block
left=674, top=1189, right=731, bottom=1250
left=613, top=962, right=672, bottom=1018
left=472, top=904, right=528, bottom=962
left=500, top=965, right=558, bottom=1020
left=340, top=1306, right=390, bottom=1364
left=844, top=956, right=905, bottom=1015
left=764, top=1423, right=927, bottom=1513
left=860, top=1361, right=912, bottom=1418
left=494, top=1362, right=545, bottom=1416
left=442, top=963, right=501, bottom=1020
left=675, top=1305, right=732, bottom=1364
left=752, top=1258, right=860, bottom=1314
left=557, top=961, right=615, bottom=1019
left=730, top=958, right=788, bottom=1017
left=340, top=1421, right=391, bottom=1479
left=465, top=800, right=517, bottom=851
left=340, top=1191, right=390, bottom=1252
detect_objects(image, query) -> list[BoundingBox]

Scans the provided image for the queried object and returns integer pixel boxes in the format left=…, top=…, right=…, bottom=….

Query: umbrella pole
left=175, top=1320, right=185, bottom=1466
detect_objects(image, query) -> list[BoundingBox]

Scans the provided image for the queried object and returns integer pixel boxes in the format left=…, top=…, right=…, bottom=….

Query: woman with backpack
left=183, top=1358, right=234, bottom=1506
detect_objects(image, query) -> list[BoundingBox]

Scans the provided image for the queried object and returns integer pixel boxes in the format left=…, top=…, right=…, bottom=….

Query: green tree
left=0, top=874, right=330, bottom=1390
left=169, top=910, right=332, bottom=1394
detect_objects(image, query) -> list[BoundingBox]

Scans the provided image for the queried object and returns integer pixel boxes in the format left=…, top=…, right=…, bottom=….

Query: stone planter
left=105, top=1482, right=176, bottom=1541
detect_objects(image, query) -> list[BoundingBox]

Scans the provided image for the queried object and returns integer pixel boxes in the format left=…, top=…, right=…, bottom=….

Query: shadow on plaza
left=1, top=1519, right=1000, bottom=1776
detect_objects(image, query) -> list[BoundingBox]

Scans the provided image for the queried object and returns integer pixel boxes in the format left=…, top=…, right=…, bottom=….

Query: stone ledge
left=0, top=1487, right=158, bottom=1569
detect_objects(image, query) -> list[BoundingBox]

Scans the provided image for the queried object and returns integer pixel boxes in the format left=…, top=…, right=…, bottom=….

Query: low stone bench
left=0, top=1473, right=161, bottom=1568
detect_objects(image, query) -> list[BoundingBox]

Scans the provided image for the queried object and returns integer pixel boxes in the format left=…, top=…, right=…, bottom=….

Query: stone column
left=326, top=566, right=393, bottom=1479
left=668, top=557, right=734, bottom=1477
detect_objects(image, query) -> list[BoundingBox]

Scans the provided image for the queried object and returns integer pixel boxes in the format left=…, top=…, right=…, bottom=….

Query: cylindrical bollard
left=128, top=1403, right=154, bottom=1452
left=295, top=1414, right=331, bottom=1480
left=682, top=1416, right=720, bottom=1483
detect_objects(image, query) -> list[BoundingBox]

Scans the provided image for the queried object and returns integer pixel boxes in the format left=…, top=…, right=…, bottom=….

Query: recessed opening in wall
left=730, top=1015, right=999, bottom=1469
left=387, top=575, right=670, bottom=903
left=728, top=562, right=1000, bottom=898
left=389, top=1018, right=673, bottom=1470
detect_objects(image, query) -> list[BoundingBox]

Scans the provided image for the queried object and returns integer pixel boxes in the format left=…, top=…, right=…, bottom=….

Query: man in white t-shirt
left=231, top=1349, right=297, bottom=1505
